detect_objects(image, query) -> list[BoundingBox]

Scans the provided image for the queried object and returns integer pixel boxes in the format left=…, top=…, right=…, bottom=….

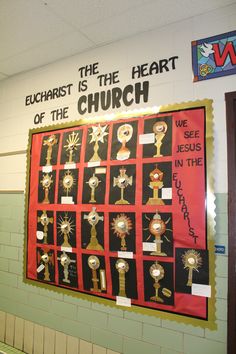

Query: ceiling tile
left=80, top=0, right=235, bottom=44
left=0, top=0, right=74, bottom=61
left=0, top=30, right=94, bottom=76
left=79, top=2, right=170, bottom=44
left=42, top=0, right=156, bottom=28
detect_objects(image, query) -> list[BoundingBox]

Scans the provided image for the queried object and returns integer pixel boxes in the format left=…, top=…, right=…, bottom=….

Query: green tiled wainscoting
left=0, top=193, right=228, bottom=354
left=0, top=342, right=24, bottom=354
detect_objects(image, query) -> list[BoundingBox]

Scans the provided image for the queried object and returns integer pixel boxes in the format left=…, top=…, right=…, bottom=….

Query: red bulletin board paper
left=24, top=101, right=215, bottom=326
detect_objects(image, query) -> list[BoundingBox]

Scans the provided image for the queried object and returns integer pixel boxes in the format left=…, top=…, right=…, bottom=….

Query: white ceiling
left=0, top=0, right=235, bottom=81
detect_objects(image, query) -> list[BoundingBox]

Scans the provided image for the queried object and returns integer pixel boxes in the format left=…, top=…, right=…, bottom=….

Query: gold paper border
left=23, top=99, right=216, bottom=329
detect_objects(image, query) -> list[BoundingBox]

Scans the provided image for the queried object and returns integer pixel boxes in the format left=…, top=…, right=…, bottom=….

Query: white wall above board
left=0, top=3, right=236, bottom=193
left=0, top=0, right=235, bottom=79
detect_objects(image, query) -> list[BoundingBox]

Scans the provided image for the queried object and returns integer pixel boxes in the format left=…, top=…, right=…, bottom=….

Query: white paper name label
left=64, top=163, right=76, bottom=170
left=36, top=231, right=44, bottom=240
left=42, top=165, right=52, bottom=173
left=88, top=161, right=101, bottom=167
left=116, top=296, right=131, bottom=307
left=117, top=251, right=133, bottom=259
left=61, top=247, right=72, bottom=253
left=139, top=133, right=155, bottom=144
left=37, top=264, right=45, bottom=273
left=192, top=284, right=211, bottom=298
left=162, top=188, right=172, bottom=200
left=95, top=167, right=107, bottom=174
left=142, top=242, right=156, bottom=251
left=61, top=196, right=74, bottom=204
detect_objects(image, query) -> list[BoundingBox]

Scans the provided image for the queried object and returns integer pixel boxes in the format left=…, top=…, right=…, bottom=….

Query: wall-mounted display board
left=24, top=99, right=215, bottom=328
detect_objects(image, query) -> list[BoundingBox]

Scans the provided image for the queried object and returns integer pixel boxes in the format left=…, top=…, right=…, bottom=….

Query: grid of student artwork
left=25, top=107, right=211, bottom=320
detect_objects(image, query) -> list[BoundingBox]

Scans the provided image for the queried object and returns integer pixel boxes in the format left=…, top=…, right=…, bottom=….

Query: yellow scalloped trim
left=23, top=99, right=216, bottom=329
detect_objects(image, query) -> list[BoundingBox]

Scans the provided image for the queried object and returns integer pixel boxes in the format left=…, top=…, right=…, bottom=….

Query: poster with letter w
left=192, top=30, right=236, bottom=82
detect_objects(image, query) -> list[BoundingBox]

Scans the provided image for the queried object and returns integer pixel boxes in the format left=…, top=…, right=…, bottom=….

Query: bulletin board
left=24, top=99, right=215, bottom=328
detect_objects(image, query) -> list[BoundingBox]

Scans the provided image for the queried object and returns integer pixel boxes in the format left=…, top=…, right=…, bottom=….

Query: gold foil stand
left=86, top=173, right=101, bottom=203
left=62, top=170, right=75, bottom=197
left=144, top=212, right=171, bottom=256
left=64, top=131, right=81, bottom=164
left=146, top=165, right=164, bottom=205
left=116, top=124, right=133, bottom=160
left=84, top=207, right=104, bottom=250
left=43, top=134, right=58, bottom=166
left=111, top=214, right=132, bottom=251
left=113, top=166, right=133, bottom=204
left=58, top=213, right=75, bottom=248
left=40, top=173, right=53, bottom=204
left=116, top=259, right=129, bottom=297
left=37, top=210, right=53, bottom=244
left=58, top=251, right=76, bottom=284
left=182, top=250, right=202, bottom=286
left=153, top=121, right=168, bottom=157
left=89, top=124, right=108, bottom=162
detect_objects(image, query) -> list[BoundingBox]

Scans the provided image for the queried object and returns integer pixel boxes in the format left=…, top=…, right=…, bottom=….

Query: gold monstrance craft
left=89, top=124, right=108, bottom=162
left=149, top=261, right=165, bottom=303
left=40, top=173, right=53, bottom=204
left=58, top=251, right=76, bottom=284
left=149, top=262, right=172, bottom=302
left=146, top=165, right=164, bottom=205
left=64, top=131, right=81, bottom=164
left=62, top=170, right=75, bottom=197
left=182, top=249, right=202, bottom=286
left=111, top=214, right=132, bottom=251
left=87, top=255, right=106, bottom=293
left=113, top=166, right=133, bottom=204
left=84, top=207, right=104, bottom=250
left=37, top=210, right=53, bottom=244
left=57, top=213, right=75, bottom=248
left=86, top=173, right=101, bottom=203
left=144, top=212, right=171, bottom=256
left=43, top=134, right=58, bottom=166
left=115, top=259, right=129, bottom=298
left=40, top=251, right=54, bottom=282
left=116, top=124, right=133, bottom=160
left=153, top=121, right=168, bottom=157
